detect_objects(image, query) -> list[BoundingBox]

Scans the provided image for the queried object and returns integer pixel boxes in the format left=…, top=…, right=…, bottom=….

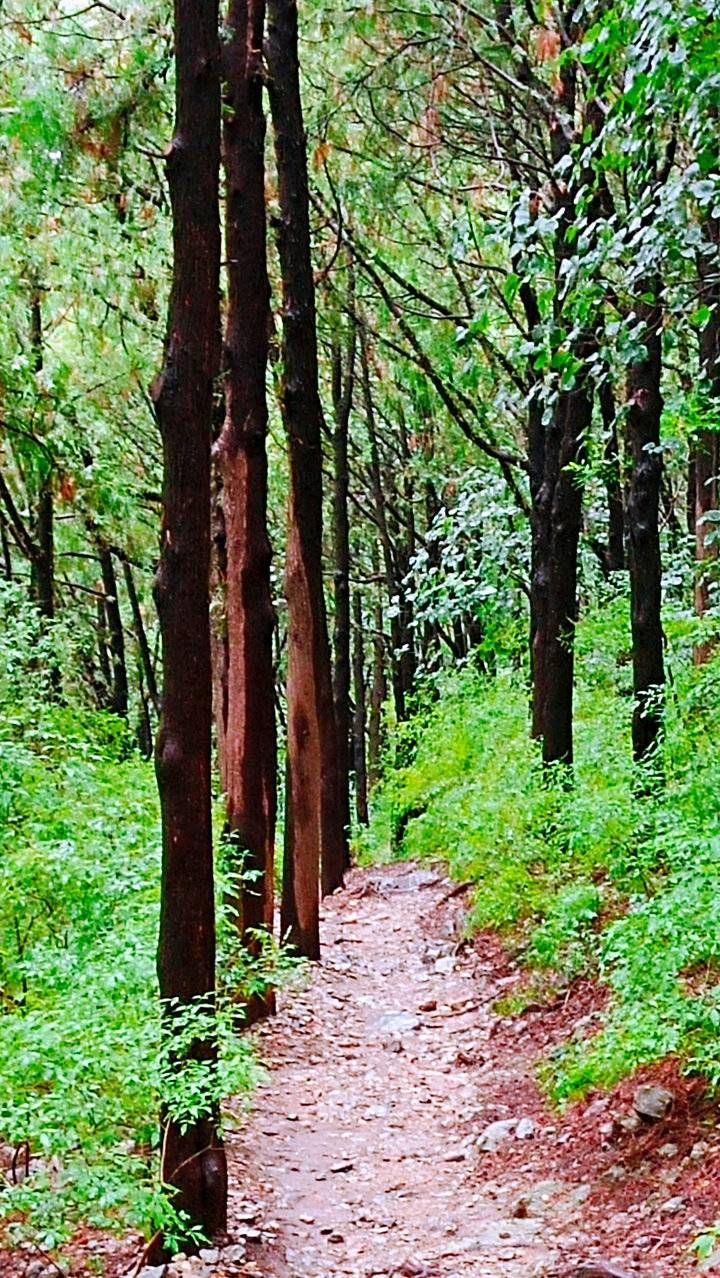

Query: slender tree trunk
left=210, top=460, right=230, bottom=787
left=353, top=591, right=369, bottom=826
left=530, top=56, right=593, bottom=769
left=28, top=290, right=55, bottom=624
left=368, top=551, right=387, bottom=790
left=268, top=0, right=344, bottom=953
left=390, top=410, right=417, bottom=723
left=218, top=0, right=277, bottom=1017
left=531, top=376, right=593, bottom=766
left=694, top=218, right=720, bottom=665
left=1, top=518, right=12, bottom=580
left=330, top=332, right=354, bottom=877
left=599, top=378, right=625, bottom=572
left=360, top=335, right=408, bottom=723
left=625, top=280, right=665, bottom=762
left=99, top=544, right=128, bottom=718
left=122, top=557, right=160, bottom=715
left=150, top=0, right=227, bottom=1245
left=96, top=597, right=112, bottom=695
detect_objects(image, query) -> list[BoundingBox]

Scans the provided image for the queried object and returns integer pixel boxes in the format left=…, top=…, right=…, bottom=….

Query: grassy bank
left=360, top=596, right=720, bottom=1103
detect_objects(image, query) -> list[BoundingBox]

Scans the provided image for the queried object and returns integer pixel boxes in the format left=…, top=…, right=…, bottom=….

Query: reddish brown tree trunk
left=625, top=281, right=665, bottom=762
left=218, top=0, right=277, bottom=1017
left=268, top=0, right=344, bottom=954
left=150, top=0, right=227, bottom=1246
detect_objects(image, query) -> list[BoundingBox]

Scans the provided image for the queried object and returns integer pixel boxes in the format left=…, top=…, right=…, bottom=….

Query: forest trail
left=211, top=863, right=698, bottom=1278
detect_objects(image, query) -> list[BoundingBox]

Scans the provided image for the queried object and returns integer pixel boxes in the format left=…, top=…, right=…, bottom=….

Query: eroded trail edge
left=218, top=864, right=702, bottom=1278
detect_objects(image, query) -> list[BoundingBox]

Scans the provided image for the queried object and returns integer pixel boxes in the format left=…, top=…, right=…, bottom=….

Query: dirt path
left=128, top=861, right=720, bottom=1278
left=208, top=863, right=708, bottom=1278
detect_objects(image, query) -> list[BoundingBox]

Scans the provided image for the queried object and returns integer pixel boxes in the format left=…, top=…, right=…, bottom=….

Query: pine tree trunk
left=99, top=544, right=128, bottom=718
left=122, top=557, right=160, bottom=715
left=353, top=590, right=369, bottom=825
left=150, top=0, right=227, bottom=1245
left=0, top=520, right=11, bottom=580
left=368, top=553, right=387, bottom=790
left=530, top=59, right=593, bottom=770
left=330, top=335, right=354, bottom=880
left=219, top=0, right=277, bottom=1016
left=626, top=281, right=665, bottom=762
left=28, top=290, right=55, bottom=624
left=599, top=378, right=625, bottom=572
left=268, top=0, right=344, bottom=953
left=360, top=335, right=409, bottom=723
left=531, top=380, right=592, bottom=767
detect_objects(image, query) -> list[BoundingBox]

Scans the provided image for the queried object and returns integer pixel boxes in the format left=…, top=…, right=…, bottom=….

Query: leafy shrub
left=363, top=600, right=720, bottom=1104
left=0, top=585, right=264, bottom=1248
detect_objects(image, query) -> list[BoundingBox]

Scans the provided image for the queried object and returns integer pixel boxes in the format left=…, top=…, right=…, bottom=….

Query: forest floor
left=10, top=861, right=720, bottom=1278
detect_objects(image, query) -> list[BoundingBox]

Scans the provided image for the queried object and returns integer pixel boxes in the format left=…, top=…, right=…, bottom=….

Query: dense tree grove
left=1, top=0, right=720, bottom=1261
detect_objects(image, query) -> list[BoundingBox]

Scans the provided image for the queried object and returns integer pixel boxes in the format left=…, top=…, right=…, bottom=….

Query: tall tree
left=268, top=0, right=345, bottom=957
left=625, top=277, right=665, bottom=762
left=353, top=589, right=369, bottom=826
left=529, top=48, right=594, bottom=769
left=330, top=320, right=355, bottom=882
left=98, top=543, right=128, bottom=718
left=216, top=0, right=277, bottom=1018
left=151, top=0, right=227, bottom=1244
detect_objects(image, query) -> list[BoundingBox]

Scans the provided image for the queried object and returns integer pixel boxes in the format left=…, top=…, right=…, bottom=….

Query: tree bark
left=1, top=518, right=12, bottom=580
left=531, top=375, right=592, bottom=767
left=268, top=0, right=344, bottom=953
left=530, top=60, right=593, bottom=769
left=368, top=549, right=387, bottom=790
left=28, top=290, right=55, bottom=624
left=218, top=0, right=277, bottom=1018
left=330, top=330, right=355, bottom=878
left=353, top=590, right=369, bottom=825
left=122, top=556, right=161, bottom=715
left=360, top=334, right=411, bottom=723
left=150, top=0, right=227, bottom=1246
left=99, top=544, right=129, bottom=718
left=599, top=377, right=625, bottom=572
left=625, top=280, right=665, bottom=762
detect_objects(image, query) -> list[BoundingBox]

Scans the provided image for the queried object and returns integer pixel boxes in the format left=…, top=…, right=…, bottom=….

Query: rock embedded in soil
left=372, top=1011, right=422, bottom=1035
left=572, top=1263, right=634, bottom=1278
left=632, top=1083, right=674, bottom=1121
left=477, top=1118, right=518, bottom=1152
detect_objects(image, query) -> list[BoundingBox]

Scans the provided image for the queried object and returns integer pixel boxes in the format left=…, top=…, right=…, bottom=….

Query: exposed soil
left=6, top=860, right=720, bottom=1278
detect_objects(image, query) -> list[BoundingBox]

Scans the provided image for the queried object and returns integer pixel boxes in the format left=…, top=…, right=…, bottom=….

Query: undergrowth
left=0, top=583, right=287, bottom=1252
left=360, top=592, right=720, bottom=1104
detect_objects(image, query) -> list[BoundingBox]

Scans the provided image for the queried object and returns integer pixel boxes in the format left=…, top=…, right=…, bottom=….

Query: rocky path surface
left=139, top=861, right=718, bottom=1278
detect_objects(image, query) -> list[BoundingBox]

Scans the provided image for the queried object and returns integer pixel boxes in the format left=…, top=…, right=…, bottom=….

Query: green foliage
left=364, top=597, right=720, bottom=1107
left=0, top=586, right=262, bottom=1249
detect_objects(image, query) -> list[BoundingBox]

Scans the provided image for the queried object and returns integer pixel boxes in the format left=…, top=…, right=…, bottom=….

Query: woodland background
left=1, top=0, right=720, bottom=1259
